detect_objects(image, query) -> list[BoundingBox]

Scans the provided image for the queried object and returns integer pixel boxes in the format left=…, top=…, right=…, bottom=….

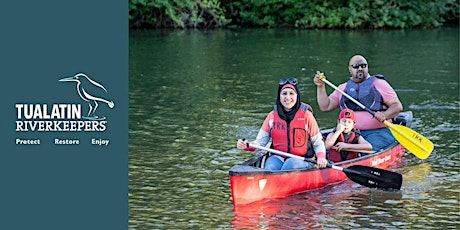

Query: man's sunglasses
left=350, top=63, right=368, bottom=69
left=279, top=78, right=298, bottom=85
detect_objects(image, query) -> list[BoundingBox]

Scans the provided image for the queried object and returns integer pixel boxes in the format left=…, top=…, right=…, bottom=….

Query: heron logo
left=15, top=73, right=114, bottom=133
left=59, top=73, right=115, bottom=120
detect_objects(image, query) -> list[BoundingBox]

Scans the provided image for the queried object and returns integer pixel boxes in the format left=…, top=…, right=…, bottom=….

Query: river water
left=128, top=27, right=459, bottom=229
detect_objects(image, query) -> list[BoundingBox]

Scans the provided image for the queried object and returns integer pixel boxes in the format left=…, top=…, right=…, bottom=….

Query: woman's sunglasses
left=279, top=78, right=298, bottom=85
left=350, top=63, right=368, bottom=69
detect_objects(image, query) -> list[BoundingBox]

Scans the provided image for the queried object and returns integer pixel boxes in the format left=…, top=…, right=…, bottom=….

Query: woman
left=237, top=77, right=328, bottom=170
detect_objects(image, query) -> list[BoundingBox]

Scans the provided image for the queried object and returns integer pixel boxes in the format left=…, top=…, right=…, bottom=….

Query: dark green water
left=129, top=27, right=459, bottom=229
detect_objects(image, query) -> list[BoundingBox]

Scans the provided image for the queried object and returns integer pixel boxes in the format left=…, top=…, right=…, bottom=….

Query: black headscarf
left=275, top=82, right=301, bottom=123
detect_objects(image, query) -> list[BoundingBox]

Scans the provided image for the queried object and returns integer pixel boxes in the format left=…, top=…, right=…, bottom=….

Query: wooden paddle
left=319, top=75, right=433, bottom=159
left=248, top=143, right=403, bottom=190
left=331, top=146, right=375, bottom=154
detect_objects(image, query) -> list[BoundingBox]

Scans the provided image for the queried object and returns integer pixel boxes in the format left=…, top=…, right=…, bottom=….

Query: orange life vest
left=270, top=103, right=310, bottom=157
left=328, top=130, right=360, bottom=162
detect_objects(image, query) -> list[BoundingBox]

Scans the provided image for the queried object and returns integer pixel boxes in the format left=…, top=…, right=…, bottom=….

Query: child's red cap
left=339, top=109, right=355, bottom=122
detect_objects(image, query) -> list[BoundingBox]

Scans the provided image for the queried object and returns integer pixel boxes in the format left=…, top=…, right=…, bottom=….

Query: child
left=325, top=109, right=372, bottom=163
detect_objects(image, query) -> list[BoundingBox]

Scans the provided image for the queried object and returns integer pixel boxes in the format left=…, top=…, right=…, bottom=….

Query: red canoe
left=229, top=112, right=412, bottom=206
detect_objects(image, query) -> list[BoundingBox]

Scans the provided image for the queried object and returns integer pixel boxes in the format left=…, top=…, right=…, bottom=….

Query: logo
left=371, top=155, right=391, bottom=166
left=259, top=179, right=267, bottom=191
left=15, top=73, right=114, bottom=133
left=59, top=73, right=114, bottom=120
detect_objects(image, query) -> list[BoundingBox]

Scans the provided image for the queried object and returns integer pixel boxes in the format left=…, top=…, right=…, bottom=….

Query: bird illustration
left=59, top=73, right=114, bottom=119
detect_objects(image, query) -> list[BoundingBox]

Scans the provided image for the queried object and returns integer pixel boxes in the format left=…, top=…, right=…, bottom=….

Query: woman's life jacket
left=270, top=103, right=314, bottom=157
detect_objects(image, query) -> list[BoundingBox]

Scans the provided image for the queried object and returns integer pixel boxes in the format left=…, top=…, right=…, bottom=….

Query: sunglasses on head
left=279, top=78, right=298, bottom=85
left=350, top=63, right=368, bottom=69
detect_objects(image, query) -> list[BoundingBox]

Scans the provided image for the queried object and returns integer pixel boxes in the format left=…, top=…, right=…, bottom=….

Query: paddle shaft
left=320, top=76, right=433, bottom=159
left=248, top=143, right=343, bottom=171
left=321, top=76, right=398, bottom=129
left=321, top=77, right=376, bottom=115
left=322, top=77, right=402, bottom=128
left=331, top=146, right=375, bottom=154
left=248, top=143, right=402, bottom=189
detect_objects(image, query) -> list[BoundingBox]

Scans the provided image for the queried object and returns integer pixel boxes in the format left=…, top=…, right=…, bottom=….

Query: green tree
left=129, top=0, right=459, bottom=29
left=129, top=0, right=229, bottom=28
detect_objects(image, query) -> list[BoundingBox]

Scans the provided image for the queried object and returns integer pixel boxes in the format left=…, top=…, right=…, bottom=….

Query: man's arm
left=374, top=79, right=403, bottom=122
left=373, top=97, right=403, bottom=122
left=382, top=97, right=403, bottom=121
left=314, top=71, right=340, bottom=112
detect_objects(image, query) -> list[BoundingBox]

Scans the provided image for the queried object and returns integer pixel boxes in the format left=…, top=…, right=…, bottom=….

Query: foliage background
left=129, top=0, right=459, bottom=29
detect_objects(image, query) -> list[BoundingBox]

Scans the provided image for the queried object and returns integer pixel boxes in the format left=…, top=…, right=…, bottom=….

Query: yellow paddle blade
left=384, top=121, right=434, bottom=159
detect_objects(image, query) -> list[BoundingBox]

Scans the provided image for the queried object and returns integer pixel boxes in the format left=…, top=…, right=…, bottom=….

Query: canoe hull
left=229, top=142, right=405, bottom=206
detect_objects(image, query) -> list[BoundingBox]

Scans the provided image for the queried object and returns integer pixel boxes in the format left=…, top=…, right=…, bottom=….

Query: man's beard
left=354, top=71, right=365, bottom=80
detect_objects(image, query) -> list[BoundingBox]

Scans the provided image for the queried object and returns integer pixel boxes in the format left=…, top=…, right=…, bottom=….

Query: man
left=313, top=55, right=403, bottom=151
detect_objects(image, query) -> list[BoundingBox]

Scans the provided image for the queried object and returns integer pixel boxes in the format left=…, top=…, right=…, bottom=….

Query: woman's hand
left=316, top=157, right=328, bottom=168
left=236, top=139, right=248, bottom=150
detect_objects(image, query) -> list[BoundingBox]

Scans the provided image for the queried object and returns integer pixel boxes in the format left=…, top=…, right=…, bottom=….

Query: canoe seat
left=254, top=142, right=275, bottom=168
left=255, top=152, right=271, bottom=168
left=393, top=111, right=413, bottom=127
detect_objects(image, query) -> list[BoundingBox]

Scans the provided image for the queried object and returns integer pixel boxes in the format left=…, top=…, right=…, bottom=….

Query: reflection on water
left=129, top=27, right=459, bottom=229
left=232, top=182, right=405, bottom=229
left=400, top=163, right=460, bottom=229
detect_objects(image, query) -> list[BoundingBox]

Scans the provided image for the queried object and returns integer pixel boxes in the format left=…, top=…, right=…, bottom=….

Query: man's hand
left=373, top=111, right=387, bottom=122
left=313, top=71, right=325, bottom=87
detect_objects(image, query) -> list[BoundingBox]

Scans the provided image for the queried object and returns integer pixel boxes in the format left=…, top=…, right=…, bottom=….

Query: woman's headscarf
left=276, top=79, right=301, bottom=122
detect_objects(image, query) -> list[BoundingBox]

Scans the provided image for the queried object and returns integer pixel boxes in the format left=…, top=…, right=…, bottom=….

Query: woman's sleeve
left=306, top=111, right=326, bottom=159
left=248, top=112, right=272, bottom=150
